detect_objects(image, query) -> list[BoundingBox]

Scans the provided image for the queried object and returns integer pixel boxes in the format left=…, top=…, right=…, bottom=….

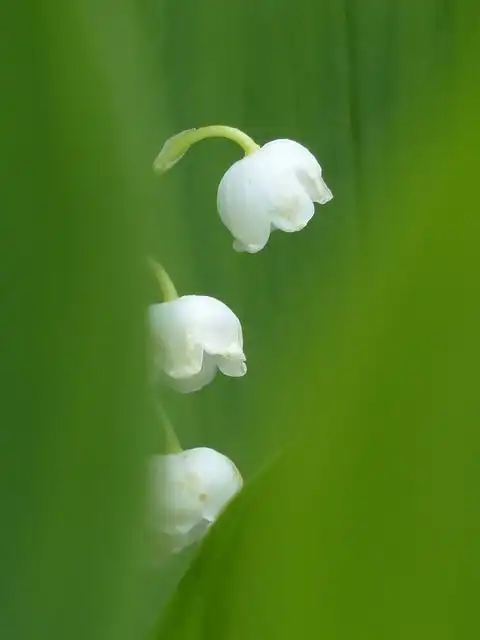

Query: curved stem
left=183, top=126, right=259, bottom=155
left=153, top=125, right=260, bottom=174
left=148, top=256, right=178, bottom=302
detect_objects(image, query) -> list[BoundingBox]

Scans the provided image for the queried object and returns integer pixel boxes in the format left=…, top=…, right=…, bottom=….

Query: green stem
left=153, top=125, right=260, bottom=174
left=148, top=256, right=178, bottom=302
left=181, top=126, right=259, bottom=155
left=155, top=401, right=182, bottom=454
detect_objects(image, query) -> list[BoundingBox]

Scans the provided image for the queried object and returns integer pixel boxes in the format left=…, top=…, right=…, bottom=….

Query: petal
left=268, top=178, right=315, bottom=233
left=149, top=448, right=243, bottom=553
left=260, top=138, right=322, bottom=174
left=260, top=138, right=333, bottom=205
left=173, top=295, right=245, bottom=359
left=170, top=518, right=211, bottom=553
left=149, top=454, right=203, bottom=537
left=305, top=174, right=333, bottom=205
left=172, top=354, right=218, bottom=393
left=232, top=238, right=264, bottom=253
left=149, top=302, right=204, bottom=379
left=217, top=158, right=272, bottom=253
left=178, top=448, right=243, bottom=522
left=216, top=354, right=247, bottom=377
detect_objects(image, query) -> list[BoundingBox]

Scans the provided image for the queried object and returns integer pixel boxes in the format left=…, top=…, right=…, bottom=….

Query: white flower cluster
left=149, top=126, right=333, bottom=553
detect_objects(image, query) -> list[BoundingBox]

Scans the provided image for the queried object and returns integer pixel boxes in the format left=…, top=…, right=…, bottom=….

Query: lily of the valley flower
left=150, top=295, right=246, bottom=393
left=217, top=139, right=333, bottom=253
left=150, top=447, right=243, bottom=553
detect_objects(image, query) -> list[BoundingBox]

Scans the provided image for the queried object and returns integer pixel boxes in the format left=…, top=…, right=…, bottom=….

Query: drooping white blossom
left=149, top=295, right=246, bottom=393
left=217, top=139, right=333, bottom=253
left=149, top=447, right=243, bottom=553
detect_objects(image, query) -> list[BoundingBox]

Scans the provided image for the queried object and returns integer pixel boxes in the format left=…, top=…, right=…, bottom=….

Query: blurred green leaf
left=1, top=2, right=160, bottom=639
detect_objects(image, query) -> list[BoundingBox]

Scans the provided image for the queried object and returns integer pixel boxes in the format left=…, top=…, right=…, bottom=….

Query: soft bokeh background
left=2, top=1, right=479, bottom=639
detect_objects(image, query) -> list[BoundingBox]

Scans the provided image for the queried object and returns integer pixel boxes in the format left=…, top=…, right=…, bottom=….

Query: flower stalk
left=153, top=125, right=260, bottom=174
left=148, top=256, right=178, bottom=302
left=155, top=400, right=182, bottom=454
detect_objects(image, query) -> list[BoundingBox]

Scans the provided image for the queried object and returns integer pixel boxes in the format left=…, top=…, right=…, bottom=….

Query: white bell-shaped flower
left=149, top=447, right=243, bottom=553
left=149, top=295, right=246, bottom=393
left=217, top=139, right=333, bottom=253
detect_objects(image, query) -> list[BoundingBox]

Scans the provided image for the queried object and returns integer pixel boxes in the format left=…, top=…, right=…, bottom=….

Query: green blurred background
left=2, top=1, right=479, bottom=639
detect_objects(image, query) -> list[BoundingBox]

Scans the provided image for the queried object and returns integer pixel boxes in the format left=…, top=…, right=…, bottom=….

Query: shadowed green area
left=1, top=1, right=479, bottom=639
left=1, top=2, right=158, bottom=639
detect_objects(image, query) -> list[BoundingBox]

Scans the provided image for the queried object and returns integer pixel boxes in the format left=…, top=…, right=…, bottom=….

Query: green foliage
left=1, top=2, right=156, bottom=639
left=1, top=1, right=479, bottom=640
